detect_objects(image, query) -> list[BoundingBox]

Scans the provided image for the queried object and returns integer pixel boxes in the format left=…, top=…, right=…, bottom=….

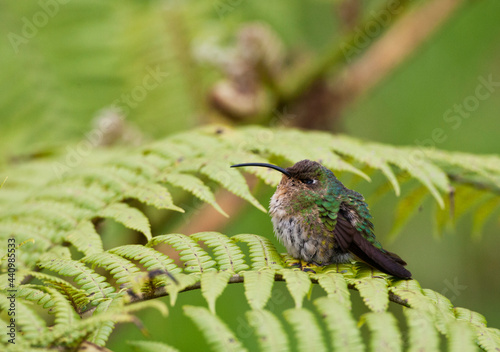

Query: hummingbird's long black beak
left=231, top=163, right=291, bottom=178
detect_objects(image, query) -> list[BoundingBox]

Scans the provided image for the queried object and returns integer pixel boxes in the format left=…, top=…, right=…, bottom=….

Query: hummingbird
left=231, top=159, right=411, bottom=279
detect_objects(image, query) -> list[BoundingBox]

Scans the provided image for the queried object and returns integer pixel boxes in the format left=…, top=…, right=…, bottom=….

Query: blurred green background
left=1, top=0, right=499, bottom=350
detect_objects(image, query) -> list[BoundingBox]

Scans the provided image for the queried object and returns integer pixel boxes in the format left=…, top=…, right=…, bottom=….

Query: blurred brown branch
left=338, top=0, right=466, bottom=103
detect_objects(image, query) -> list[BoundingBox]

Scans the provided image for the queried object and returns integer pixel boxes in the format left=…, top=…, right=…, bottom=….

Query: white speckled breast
left=270, top=192, right=351, bottom=265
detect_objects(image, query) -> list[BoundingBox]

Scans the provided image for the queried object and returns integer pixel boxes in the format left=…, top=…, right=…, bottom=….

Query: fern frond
left=246, top=309, right=289, bottom=352
left=164, top=273, right=201, bottom=306
left=447, top=320, right=478, bottom=352
left=314, top=271, right=351, bottom=309
left=242, top=269, right=275, bottom=310
left=474, top=326, right=500, bottom=352
left=200, top=270, right=233, bottom=314
left=0, top=292, right=48, bottom=341
left=422, top=289, right=455, bottom=334
left=232, top=234, right=283, bottom=270
left=28, top=271, right=91, bottom=310
left=359, top=312, right=402, bottom=352
left=86, top=299, right=119, bottom=346
left=163, top=173, right=227, bottom=216
left=32, top=184, right=107, bottom=212
left=281, top=269, right=311, bottom=309
left=370, top=144, right=449, bottom=208
left=347, top=264, right=389, bottom=312
left=388, top=279, right=429, bottom=311
left=194, top=158, right=267, bottom=213
left=239, top=127, right=370, bottom=181
left=148, top=234, right=216, bottom=273
left=314, top=296, right=364, bottom=351
left=98, top=202, right=152, bottom=241
left=183, top=305, right=247, bottom=352
left=128, top=340, right=180, bottom=352
left=472, top=196, right=500, bottom=239
left=403, top=308, right=439, bottom=352
left=17, top=285, right=79, bottom=326
left=191, top=232, right=249, bottom=272
left=109, top=244, right=182, bottom=274
left=388, top=184, right=429, bottom=241
left=328, top=135, right=401, bottom=195
left=127, top=183, right=184, bottom=213
left=37, top=256, right=115, bottom=304
left=83, top=252, right=141, bottom=285
left=454, top=307, right=500, bottom=351
left=66, top=220, right=104, bottom=256
left=283, top=308, right=327, bottom=352
left=16, top=285, right=54, bottom=310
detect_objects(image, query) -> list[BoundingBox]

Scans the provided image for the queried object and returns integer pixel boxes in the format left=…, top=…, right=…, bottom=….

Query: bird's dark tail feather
left=349, top=233, right=412, bottom=279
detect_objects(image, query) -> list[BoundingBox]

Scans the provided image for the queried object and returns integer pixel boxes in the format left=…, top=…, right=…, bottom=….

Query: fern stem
left=124, top=273, right=410, bottom=308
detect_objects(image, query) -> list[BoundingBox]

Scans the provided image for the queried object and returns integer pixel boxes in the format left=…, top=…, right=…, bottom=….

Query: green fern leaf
left=474, top=327, right=500, bottom=352
left=232, top=234, right=283, bottom=270
left=314, top=271, right=351, bottom=309
left=454, top=307, right=500, bottom=351
left=16, top=285, right=78, bottom=327
left=165, top=273, right=201, bottom=306
left=191, top=232, right=249, bottom=272
left=348, top=264, right=389, bottom=312
left=403, top=308, right=439, bottom=352
left=388, top=184, right=429, bottom=241
left=281, top=269, right=311, bottom=308
left=330, top=135, right=400, bottom=195
left=87, top=299, right=119, bottom=346
left=83, top=252, right=141, bottom=285
left=242, top=269, right=275, bottom=310
left=37, top=256, right=115, bottom=304
left=246, top=309, right=289, bottom=352
left=240, top=127, right=369, bottom=181
left=32, top=184, right=107, bottom=212
left=16, top=285, right=54, bottom=309
left=98, top=202, right=152, bottom=241
left=0, top=292, right=48, bottom=341
left=42, top=303, right=135, bottom=347
left=388, top=279, right=430, bottom=311
left=370, top=144, right=448, bottom=208
left=447, top=320, right=479, bottom=352
left=128, top=340, right=180, bottom=352
left=148, top=234, right=216, bottom=273
left=201, top=270, right=233, bottom=314
left=197, top=158, right=266, bottom=213
left=314, top=296, right=364, bottom=352
left=89, top=298, right=166, bottom=347
left=472, top=196, right=500, bottom=239
left=164, top=173, right=228, bottom=216
left=183, top=305, right=247, bottom=352
left=454, top=307, right=487, bottom=327
left=359, top=312, right=402, bottom=352
left=125, top=182, right=184, bottom=213
left=109, top=244, right=181, bottom=274
left=66, top=220, right=104, bottom=255
left=423, top=289, right=455, bottom=334
left=60, top=166, right=130, bottom=197
left=283, top=308, right=327, bottom=352
left=28, top=271, right=91, bottom=310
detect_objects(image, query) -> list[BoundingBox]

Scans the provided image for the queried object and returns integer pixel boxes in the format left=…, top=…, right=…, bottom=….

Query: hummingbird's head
left=231, top=159, right=335, bottom=214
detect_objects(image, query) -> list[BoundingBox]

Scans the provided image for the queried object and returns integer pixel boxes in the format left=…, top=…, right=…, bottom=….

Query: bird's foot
left=283, top=256, right=318, bottom=273
left=288, top=259, right=317, bottom=273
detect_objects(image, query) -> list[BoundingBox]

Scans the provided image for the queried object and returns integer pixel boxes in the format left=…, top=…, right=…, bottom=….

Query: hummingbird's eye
left=302, top=178, right=316, bottom=185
